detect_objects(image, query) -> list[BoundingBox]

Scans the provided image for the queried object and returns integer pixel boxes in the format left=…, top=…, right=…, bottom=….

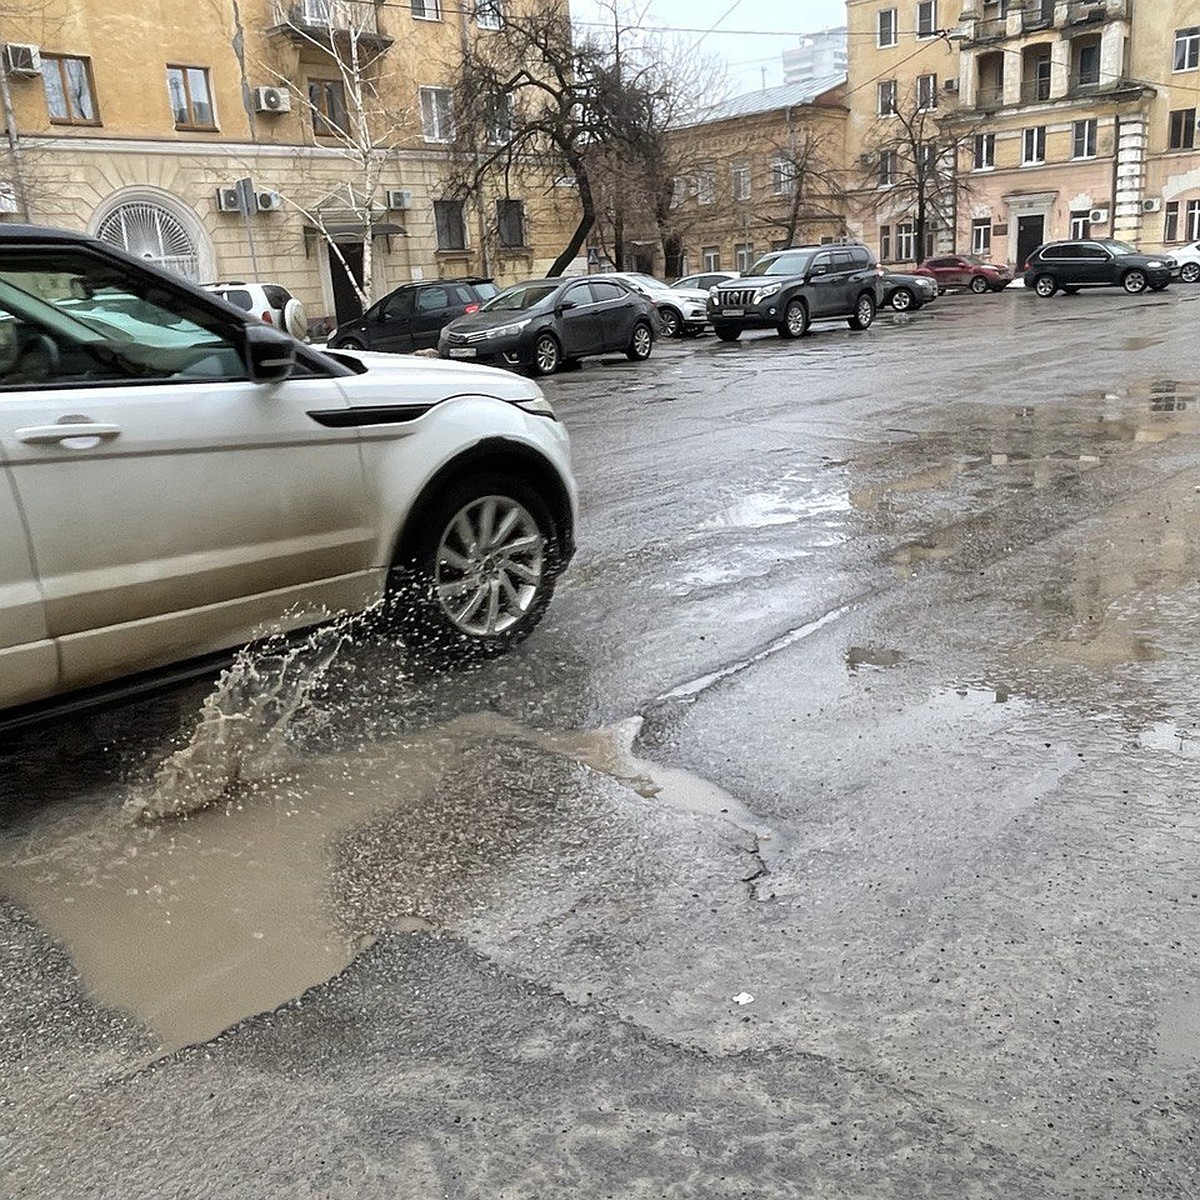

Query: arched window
left=95, top=200, right=201, bottom=280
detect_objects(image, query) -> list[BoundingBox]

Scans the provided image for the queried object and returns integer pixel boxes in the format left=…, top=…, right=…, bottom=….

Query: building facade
left=0, top=0, right=580, bottom=331
left=782, top=27, right=849, bottom=86
left=845, top=0, right=1200, bottom=266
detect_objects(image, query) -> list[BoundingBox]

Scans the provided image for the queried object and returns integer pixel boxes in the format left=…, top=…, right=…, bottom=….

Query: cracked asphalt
left=3, top=286, right=1200, bottom=1197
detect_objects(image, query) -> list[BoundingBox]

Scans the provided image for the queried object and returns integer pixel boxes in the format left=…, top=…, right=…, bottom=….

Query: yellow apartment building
left=844, top=0, right=1200, bottom=267
left=0, top=0, right=580, bottom=331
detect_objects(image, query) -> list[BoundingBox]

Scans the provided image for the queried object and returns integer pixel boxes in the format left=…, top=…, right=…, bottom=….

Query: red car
left=916, top=254, right=1013, bottom=294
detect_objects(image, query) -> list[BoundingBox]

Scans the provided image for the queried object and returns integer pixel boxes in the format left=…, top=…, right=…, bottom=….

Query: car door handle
left=16, top=422, right=122, bottom=445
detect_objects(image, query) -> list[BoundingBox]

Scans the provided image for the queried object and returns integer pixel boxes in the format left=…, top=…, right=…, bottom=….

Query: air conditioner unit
left=215, top=186, right=243, bottom=213
left=1142, top=197, right=1162, bottom=213
left=256, top=190, right=284, bottom=212
left=1089, top=207, right=1110, bottom=224
left=385, top=187, right=413, bottom=210
left=253, top=86, right=291, bottom=114
left=943, top=78, right=959, bottom=93
left=3, top=43, right=41, bottom=77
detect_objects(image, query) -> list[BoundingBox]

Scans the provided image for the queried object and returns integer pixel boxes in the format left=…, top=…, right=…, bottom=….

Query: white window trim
left=732, top=165, right=751, bottom=201
left=877, top=8, right=897, bottom=48
left=917, top=0, right=937, bottom=40
left=916, top=73, right=937, bottom=111
left=419, top=85, right=454, bottom=143
left=1071, top=119, right=1097, bottom=160
left=1174, top=27, right=1200, bottom=72
left=412, top=0, right=443, bottom=20
left=878, top=80, right=897, bottom=117
left=1022, top=126, right=1046, bottom=165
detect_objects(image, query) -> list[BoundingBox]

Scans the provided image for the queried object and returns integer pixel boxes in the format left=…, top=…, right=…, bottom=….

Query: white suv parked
left=0, top=225, right=577, bottom=722
left=202, top=280, right=308, bottom=339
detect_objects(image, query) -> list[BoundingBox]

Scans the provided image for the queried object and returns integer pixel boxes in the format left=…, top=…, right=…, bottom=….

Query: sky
left=569, top=0, right=848, bottom=95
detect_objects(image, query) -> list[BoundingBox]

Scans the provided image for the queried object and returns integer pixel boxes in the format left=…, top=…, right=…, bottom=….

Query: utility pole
left=0, top=49, right=31, bottom=222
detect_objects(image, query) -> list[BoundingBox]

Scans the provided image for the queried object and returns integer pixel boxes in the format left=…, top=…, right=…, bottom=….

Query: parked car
left=672, top=271, right=740, bottom=292
left=438, top=275, right=658, bottom=374
left=878, top=270, right=938, bottom=312
left=0, top=224, right=577, bottom=723
left=597, top=271, right=709, bottom=338
left=1167, top=241, right=1200, bottom=283
left=328, top=277, right=499, bottom=353
left=915, top=254, right=1013, bottom=294
left=707, top=244, right=883, bottom=340
left=202, top=281, right=308, bottom=339
left=1023, top=239, right=1176, bottom=297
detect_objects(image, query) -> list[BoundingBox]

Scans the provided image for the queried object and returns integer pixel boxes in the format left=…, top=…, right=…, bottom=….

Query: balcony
left=975, top=84, right=1005, bottom=111
left=1020, top=0, right=1055, bottom=31
left=270, top=0, right=393, bottom=51
left=1066, top=0, right=1129, bottom=23
left=1020, top=77, right=1053, bottom=103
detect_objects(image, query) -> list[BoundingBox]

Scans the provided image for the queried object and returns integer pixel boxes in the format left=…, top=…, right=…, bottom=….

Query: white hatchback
left=0, top=226, right=577, bottom=722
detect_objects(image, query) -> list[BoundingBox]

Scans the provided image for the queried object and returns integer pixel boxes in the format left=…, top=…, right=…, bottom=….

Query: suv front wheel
left=1033, top=274, right=1058, bottom=298
left=777, top=298, right=809, bottom=339
left=848, top=292, right=876, bottom=331
left=1122, top=270, right=1147, bottom=295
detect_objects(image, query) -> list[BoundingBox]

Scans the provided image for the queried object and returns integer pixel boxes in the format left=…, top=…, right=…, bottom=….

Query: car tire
left=714, top=322, right=741, bottom=341
left=970, top=275, right=989, bottom=294
left=777, top=298, right=809, bottom=339
left=848, top=292, right=876, bottom=331
left=1033, top=274, right=1058, bottom=298
left=390, top=473, right=559, bottom=659
left=1150, top=282, right=1169, bottom=292
left=1122, top=270, right=1148, bottom=295
left=1063, top=287, right=1081, bottom=295
left=625, top=321, right=654, bottom=361
left=890, top=288, right=914, bottom=312
left=658, top=307, right=682, bottom=338
left=531, top=332, right=562, bottom=375
left=330, top=337, right=365, bottom=351
left=1182, top=262, right=1200, bottom=283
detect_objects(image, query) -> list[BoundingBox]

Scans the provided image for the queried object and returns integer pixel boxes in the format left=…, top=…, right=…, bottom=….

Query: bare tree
left=756, top=124, right=846, bottom=247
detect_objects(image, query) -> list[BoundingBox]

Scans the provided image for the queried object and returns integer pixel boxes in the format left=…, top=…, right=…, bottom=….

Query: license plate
left=721, top=308, right=743, bottom=317
left=448, top=347, right=476, bottom=358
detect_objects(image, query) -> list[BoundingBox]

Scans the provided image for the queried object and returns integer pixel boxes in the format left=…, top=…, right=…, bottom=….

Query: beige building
left=661, top=78, right=849, bottom=277
left=845, top=0, right=1200, bottom=266
left=0, top=0, right=580, bottom=331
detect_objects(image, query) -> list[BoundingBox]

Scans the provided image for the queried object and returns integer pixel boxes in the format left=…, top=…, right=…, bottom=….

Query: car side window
left=831, top=251, right=854, bottom=271
left=1077, top=244, right=1108, bottom=260
left=589, top=280, right=622, bottom=302
left=564, top=282, right=594, bottom=305
left=850, top=249, right=871, bottom=268
left=217, top=288, right=253, bottom=311
left=1049, top=245, right=1079, bottom=259
left=262, top=285, right=291, bottom=309
left=0, top=247, right=248, bottom=389
left=448, top=284, right=478, bottom=306
left=474, top=281, right=499, bottom=301
left=416, top=286, right=450, bottom=312
left=382, top=290, right=414, bottom=320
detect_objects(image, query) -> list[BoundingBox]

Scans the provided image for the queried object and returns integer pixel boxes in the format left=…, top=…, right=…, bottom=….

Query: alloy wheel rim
left=1037, top=277, right=1054, bottom=296
left=1126, top=272, right=1145, bottom=292
left=787, top=304, right=804, bottom=333
left=634, top=325, right=651, bottom=356
left=536, top=337, right=558, bottom=372
left=857, top=297, right=873, bottom=324
left=1184, top=264, right=1199, bottom=282
left=434, top=496, right=545, bottom=636
left=893, top=291, right=911, bottom=310
left=661, top=311, right=679, bottom=336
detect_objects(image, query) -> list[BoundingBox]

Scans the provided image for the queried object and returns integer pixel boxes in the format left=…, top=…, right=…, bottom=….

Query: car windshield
left=482, top=283, right=559, bottom=312
left=962, top=254, right=986, bottom=265
left=1101, top=240, right=1138, bottom=255
left=749, top=252, right=813, bottom=277
left=623, top=273, right=667, bottom=291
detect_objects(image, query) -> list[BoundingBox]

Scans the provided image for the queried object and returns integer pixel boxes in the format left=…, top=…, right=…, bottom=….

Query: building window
left=434, top=199, right=467, bottom=250
left=1074, top=40, right=1100, bottom=87
left=702, top=246, right=720, bottom=271
left=916, top=73, right=937, bottom=111
left=485, top=94, right=514, bottom=144
left=95, top=199, right=201, bottom=280
left=1069, top=209, right=1091, bottom=239
left=1164, top=200, right=1180, bottom=242
left=497, top=198, right=525, bottom=247
left=308, top=79, right=348, bottom=136
left=879, top=224, right=891, bottom=260
left=1072, top=118, right=1097, bottom=159
left=670, top=176, right=687, bottom=208
left=475, top=0, right=502, bottom=29
left=166, top=65, right=216, bottom=130
left=735, top=243, right=754, bottom=272
left=878, top=149, right=896, bottom=186
left=917, top=0, right=937, bottom=39
left=1188, top=199, right=1200, bottom=240
left=877, top=8, right=897, bottom=47
left=1022, top=125, right=1046, bottom=164
left=971, top=218, right=991, bottom=255
left=878, top=79, right=897, bottom=116
left=1169, top=108, right=1196, bottom=150
left=917, top=141, right=937, bottom=173
left=697, top=167, right=716, bottom=206
left=732, top=165, right=751, bottom=200
left=1175, top=27, right=1200, bottom=72
left=412, top=0, right=442, bottom=19
left=41, top=54, right=99, bottom=125
left=895, top=221, right=916, bottom=260
left=771, top=159, right=795, bottom=195
left=420, top=86, right=454, bottom=142
left=973, top=132, right=995, bottom=169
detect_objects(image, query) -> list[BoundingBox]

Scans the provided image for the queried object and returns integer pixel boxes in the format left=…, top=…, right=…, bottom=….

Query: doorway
left=327, top=241, right=365, bottom=324
left=1015, top=215, right=1045, bottom=270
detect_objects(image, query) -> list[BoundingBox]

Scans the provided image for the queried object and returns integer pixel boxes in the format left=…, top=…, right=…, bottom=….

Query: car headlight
left=708, top=285, right=721, bottom=299
left=753, top=282, right=781, bottom=303
left=484, top=318, right=531, bottom=339
left=513, top=395, right=557, bottom=418
left=1146, top=260, right=1165, bottom=268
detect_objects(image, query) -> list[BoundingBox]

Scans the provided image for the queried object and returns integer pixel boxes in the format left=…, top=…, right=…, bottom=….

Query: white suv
left=0, top=226, right=577, bottom=721
left=202, top=280, right=308, bottom=339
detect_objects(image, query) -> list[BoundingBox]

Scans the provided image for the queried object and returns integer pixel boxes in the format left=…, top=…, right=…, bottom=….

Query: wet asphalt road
left=3, top=287, right=1200, bottom=1197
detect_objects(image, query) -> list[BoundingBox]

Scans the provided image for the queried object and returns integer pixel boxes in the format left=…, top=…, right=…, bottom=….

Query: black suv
left=707, top=245, right=883, bottom=340
left=329, top=277, right=499, bottom=352
left=1023, top=240, right=1176, bottom=297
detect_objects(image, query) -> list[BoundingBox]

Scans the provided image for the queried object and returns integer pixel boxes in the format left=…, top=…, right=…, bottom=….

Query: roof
left=683, top=75, right=847, bottom=126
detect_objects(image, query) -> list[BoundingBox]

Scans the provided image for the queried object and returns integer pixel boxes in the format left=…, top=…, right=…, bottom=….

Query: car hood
left=661, top=287, right=709, bottom=303
left=443, top=309, right=549, bottom=335
left=317, top=346, right=542, bottom=404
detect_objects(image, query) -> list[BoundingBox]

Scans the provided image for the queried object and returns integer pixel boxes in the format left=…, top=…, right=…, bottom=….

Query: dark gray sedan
left=438, top=276, right=659, bottom=375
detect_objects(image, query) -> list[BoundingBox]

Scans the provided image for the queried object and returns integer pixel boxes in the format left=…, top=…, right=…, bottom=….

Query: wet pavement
left=3, top=288, right=1200, bottom=1196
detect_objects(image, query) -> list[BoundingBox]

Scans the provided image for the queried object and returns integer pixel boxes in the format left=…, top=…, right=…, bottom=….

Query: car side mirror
left=557, top=299, right=577, bottom=313
left=808, top=264, right=828, bottom=278
left=243, top=323, right=295, bottom=383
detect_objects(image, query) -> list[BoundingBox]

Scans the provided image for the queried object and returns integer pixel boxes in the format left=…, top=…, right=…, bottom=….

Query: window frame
left=41, top=53, right=101, bottom=126
left=697, top=166, right=717, bottom=206
left=166, top=64, right=217, bottom=131
left=971, top=218, right=991, bottom=255
left=419, top=85, right=455, bottom=143
left=877, top=8, right=898, bottom=47
left=877, top=79, right=897, bottom=116
left=1174, top=27, right=1200, bottom=72
left=702, top=246, right=720, bottom=271
left=770, top=158, right=795, bottom=196
left=1022, top=125, right=1046, bottom=164
left=1169, top=107, right=1197, bottom=151
left=1188, top=198, right=1200, bottom=241
left=917, top=0, right=937, bottom=39
left=732, top=164, right=751, bottom=201
left=895, top=221, right=916, bottom=261
left=1071, top=117, right=1097, bottom=159
left=1164, top=200, right=1180, bottom=242
left=916, top=72, right=938, bottom=111
left=1069, top=209, right=1091, bottom=239
left=879, top=223, right=891, bottom=261
left=308, top=77, right=348, bottom=137
left=973, top=131, right=995, bottom=170
left=475, top=0, right=502, bottom=29
left=496, top=197, right=526, bottom=248
left=433, top=199, right=467, bottom=251
left=411, top=0, right=443, bottom=20
left=878, top=149, right=897, bottom=187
